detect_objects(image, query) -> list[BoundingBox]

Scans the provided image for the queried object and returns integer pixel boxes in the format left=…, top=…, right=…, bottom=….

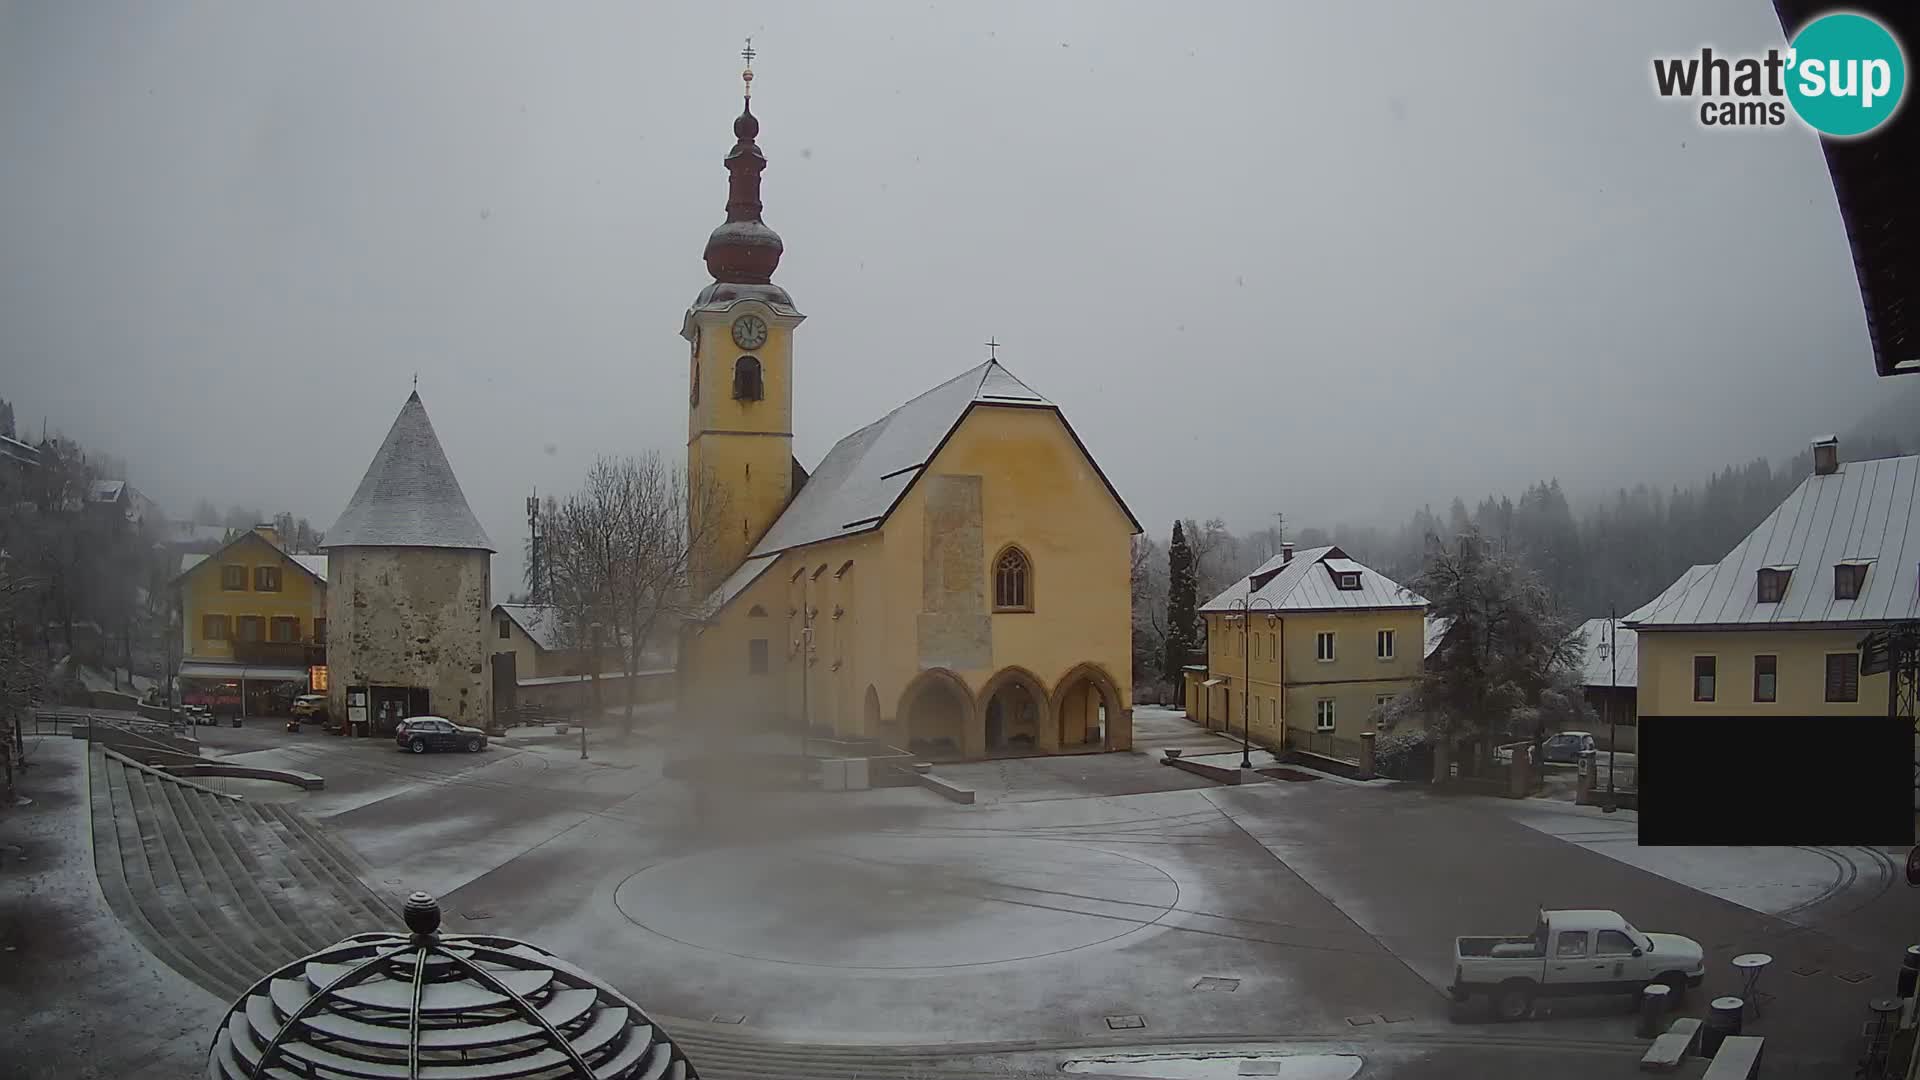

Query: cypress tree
left=1164, top=521, right=1198, bottom=695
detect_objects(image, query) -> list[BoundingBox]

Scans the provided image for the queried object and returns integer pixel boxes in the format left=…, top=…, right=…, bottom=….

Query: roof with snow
left=1573, top=617, right=1637, bottom=689
left=739, top=359, right=1138, bottom=559
left=323, top=392, right=494, bottom=552
left=177, top=544, right=327, bottom=585
left=495, top=603, right=567, bottom=652
left=1424, top=616, right=1453, bottom=659
left=89, top=479, right=125, bottom=502
left=1200, top=546, right=1427, bottom=614
left=1624, top=453, right=1920, bottom=629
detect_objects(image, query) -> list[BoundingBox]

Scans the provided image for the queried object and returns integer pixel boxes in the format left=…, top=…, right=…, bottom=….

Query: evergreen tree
left=1163, top=521, right=1197, bottom=694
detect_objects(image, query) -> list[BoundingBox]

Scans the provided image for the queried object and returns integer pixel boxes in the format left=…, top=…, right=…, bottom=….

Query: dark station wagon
left=394, top=716, right=490, bottom=754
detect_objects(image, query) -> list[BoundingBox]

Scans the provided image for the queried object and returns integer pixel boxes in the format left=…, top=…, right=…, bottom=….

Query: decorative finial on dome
left=403, top=891, right=442, bottom=938
left=741, top=37, right=755, bottom=101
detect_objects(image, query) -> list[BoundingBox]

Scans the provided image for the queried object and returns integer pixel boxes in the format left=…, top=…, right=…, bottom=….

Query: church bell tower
left=683, top=41, right=806, bottom=598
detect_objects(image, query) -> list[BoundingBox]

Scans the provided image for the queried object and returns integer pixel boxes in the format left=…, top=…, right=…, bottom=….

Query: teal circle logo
left=1786, top=12, right=1906, bottom=137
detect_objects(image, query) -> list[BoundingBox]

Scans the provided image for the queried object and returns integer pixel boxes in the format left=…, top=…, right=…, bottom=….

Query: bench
left=1641, top=1017, right=1702, bottom=1072
left=913, top=771, right=976, bottom=805
left=1700, top=1035, right=1762, bottom=1079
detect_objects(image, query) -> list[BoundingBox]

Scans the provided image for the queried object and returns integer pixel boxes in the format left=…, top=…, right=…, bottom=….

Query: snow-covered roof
left=1423, top=616, right=1453, bottom=658
left=1573, top=617, right=1637, bottom=689
left=1624, top=454, right=1920, bottom=629
left=697, top=359, right=1139, bottom=613
left=704, top=555, right=779, bottom=617
left=89, top=479, right=125, bottom=502
left=744, top=361, right=1051, bottom=558
left=176, top=541, right=326, bottom=585
left=1200, top=546, right=1427, bottom=614
left=323, top=392, right=494, bottom=552
left=496, top=604, right=567, bottom=652
left=1622, top=564, right=1716, bottom=624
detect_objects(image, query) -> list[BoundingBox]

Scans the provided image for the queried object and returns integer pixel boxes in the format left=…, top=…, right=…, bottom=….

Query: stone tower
left=683, top=58, right=806, bottom=598
left=322, top=392, right=495, bottom=731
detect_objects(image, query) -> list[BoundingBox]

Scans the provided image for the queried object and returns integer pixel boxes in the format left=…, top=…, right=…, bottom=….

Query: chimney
left=1812, top=435, right=1839, bottom=476
left=253, top=523, right=282, bottom=549
left=1281, top=542, right=1294, bottom=564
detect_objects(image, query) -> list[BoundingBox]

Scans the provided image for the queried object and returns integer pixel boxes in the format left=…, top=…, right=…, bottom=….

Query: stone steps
left=85, top=747, right=399, bottom=1001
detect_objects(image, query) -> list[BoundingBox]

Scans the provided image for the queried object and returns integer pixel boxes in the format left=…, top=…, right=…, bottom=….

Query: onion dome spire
left=704, top=38, right=784, bottom=285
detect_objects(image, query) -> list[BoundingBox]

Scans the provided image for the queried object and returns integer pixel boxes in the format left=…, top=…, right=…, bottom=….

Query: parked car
left=1541, top=731, right=1598, bottom=764
left=1449, top=908, right=1705, bottom=1020
left=395, top=716, right=489, bottom=754
left=291, top=694, right=329, bottom=721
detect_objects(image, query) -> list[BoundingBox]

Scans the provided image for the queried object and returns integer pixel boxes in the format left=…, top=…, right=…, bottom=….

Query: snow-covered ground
left=1493, top=795, right=1889, bottom=919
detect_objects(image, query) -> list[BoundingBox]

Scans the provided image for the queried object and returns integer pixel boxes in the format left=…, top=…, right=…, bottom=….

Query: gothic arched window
left=733, top=356, right=764, bottom=401
left=993, top=545, right=1032, bottom=612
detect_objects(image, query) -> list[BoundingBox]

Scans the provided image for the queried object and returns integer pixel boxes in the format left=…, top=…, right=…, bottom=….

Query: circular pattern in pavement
left=613, top=835, right=1179, bottom=970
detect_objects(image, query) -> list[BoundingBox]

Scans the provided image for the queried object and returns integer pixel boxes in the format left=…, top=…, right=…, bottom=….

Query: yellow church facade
left=675, top=73, right=1139, bottom=759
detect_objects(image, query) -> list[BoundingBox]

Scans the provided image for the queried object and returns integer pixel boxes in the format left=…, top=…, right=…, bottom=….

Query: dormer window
left=1756, top=566, right=1793, bottom=603
left=1323, top=557, right=1366, bottom=591
left=1834, top=561, right=1870, bottom=600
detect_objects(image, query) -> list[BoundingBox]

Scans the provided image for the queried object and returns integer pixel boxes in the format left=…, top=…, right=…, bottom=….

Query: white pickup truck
left=1448, top=909, right=1706, bottom=1020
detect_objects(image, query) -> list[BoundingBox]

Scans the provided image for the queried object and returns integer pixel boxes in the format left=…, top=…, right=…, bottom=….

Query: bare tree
left=542, top=454, right=726, bottom=735
left=0, top=557, right=45, bottom=796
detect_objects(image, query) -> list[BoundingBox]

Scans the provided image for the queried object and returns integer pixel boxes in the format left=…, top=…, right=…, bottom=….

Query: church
left=676, top=59, right=1140, bottom=759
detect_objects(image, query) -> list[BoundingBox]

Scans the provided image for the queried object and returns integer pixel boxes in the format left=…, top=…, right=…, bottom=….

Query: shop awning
left=178, top=662, right=311, bottom=682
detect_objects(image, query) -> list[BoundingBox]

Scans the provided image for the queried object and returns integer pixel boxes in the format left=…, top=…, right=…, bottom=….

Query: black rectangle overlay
left=1638, top=715, right=1912, bottom=846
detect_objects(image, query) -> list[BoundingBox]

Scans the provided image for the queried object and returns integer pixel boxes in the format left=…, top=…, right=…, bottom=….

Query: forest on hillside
left=1131, top=378, right=1920, bottom=697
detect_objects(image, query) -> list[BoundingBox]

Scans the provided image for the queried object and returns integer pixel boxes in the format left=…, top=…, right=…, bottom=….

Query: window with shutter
left=1825, top=652, right=1859, bottom=702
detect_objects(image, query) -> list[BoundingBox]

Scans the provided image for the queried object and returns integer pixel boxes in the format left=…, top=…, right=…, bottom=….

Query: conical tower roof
left=322, top=392, right=494, bottom=551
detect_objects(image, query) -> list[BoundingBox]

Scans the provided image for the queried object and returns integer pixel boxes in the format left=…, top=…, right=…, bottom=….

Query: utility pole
left=526, top=492, right=545, bottom=606
left=583, top=621, right=600, bottom=760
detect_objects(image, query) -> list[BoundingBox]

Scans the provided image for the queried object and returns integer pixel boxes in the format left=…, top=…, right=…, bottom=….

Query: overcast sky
left=1, top=1, right=1889, bottom=595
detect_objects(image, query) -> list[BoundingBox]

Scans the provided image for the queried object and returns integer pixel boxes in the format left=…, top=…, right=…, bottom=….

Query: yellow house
left=174, top=524, right=328, bottom=715
left=1186, top=545, right=1428, bottom=760
left=1627, top=439, right=1919, bottom=725
left=675, top=82, right=1140, bottom=759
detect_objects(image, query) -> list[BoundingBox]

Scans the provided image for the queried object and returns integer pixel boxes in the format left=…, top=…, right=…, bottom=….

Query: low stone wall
left=1279, top=749, right=1368, bottom=781
left=161, top=763, right=325, bottom=791
left=1162, top=756, right=1247, bottom=784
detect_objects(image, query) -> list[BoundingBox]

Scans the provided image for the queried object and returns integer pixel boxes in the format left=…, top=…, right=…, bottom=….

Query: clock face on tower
left=730, top=314, right=769, bottom=350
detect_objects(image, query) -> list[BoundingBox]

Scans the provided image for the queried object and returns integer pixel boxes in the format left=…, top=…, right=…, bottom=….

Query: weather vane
left=985, top=337, right=1001, bottom=360
left=412, top=372, right=418, bottom=390
left=741, top=37, right=755, bottom=99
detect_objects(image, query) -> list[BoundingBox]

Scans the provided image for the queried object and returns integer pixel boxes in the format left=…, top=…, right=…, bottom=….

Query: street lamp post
left=584, top=621, right=601, bottom=761
left=1603, top=605, right=1618, bottom=813
left=1226, top=596, right=1278, bottom=770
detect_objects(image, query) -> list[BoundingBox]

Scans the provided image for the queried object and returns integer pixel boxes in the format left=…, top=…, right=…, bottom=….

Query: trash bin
left=1702, top=996, right=1743, bottom=1055
left=231, top=716, right=243, bottom=728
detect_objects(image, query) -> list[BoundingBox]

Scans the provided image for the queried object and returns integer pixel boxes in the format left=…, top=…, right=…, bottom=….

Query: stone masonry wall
left=325, top=547, right=492, bottom=725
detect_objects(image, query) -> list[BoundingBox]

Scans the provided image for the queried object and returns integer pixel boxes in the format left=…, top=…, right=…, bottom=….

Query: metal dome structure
left=207, top=892, right=698, bottom=1079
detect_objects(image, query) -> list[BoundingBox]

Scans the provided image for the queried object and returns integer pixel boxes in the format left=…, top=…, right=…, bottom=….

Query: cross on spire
left=741, top=37, right=755, bottom=98
left=985, top=337, right=1001, bottom=361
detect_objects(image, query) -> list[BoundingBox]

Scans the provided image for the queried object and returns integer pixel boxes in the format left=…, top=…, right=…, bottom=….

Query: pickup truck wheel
left=1491, top=980, right=1535, bottom=1022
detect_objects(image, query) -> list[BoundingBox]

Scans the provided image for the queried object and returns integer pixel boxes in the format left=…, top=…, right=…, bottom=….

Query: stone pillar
left=1432, top=737, right=1451, bottom=785
left=1036, top=698, right=1060, bottom=753
left=1359, top=731, right=1377, bottom=779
